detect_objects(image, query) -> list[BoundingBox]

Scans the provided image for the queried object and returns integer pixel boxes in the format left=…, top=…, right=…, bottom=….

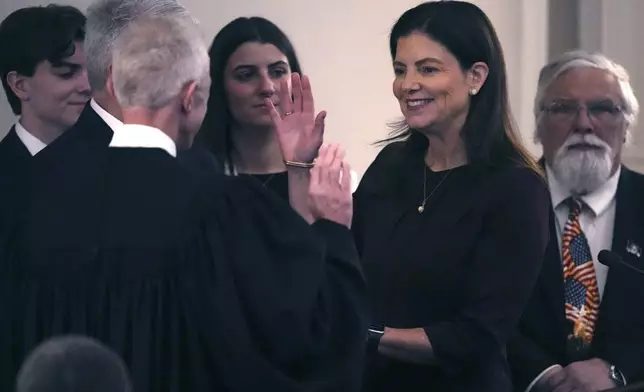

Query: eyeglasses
left=541, top=100, right=624, bottom=125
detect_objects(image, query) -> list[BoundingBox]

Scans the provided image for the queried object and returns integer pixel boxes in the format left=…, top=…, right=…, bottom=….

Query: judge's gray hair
left=85, top=0, right=195, bottom=91
left=111, top=15, right=209, bottom=110
left=533, top=50, right=639, bottom=143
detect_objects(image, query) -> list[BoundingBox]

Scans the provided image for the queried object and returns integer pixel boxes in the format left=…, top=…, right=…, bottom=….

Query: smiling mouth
left=406, top=98, right=434, bottom=108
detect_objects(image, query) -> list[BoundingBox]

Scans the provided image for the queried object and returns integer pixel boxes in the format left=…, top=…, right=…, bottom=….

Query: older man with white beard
left=508, top=50, right=644, bottom=392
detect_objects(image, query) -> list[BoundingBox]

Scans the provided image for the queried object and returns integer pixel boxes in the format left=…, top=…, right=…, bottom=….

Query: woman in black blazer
left=354, top=2, right=551, bottom=391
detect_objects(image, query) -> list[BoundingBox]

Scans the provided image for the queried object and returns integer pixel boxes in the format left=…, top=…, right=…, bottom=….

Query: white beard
left=550, top=134, right=614, bottom=195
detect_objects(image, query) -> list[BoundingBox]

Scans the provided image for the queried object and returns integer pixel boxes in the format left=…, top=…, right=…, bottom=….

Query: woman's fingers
left=278, top=78, right=293, bottom=116
left=340, top=161, right=351, bottom=191
left=291, top=72, right=303, bottom=113
left=327, top=146, right=344, bottom=186
left=301, top=75, right=315, bottom=116
left=265, top=98, right=282, bottom=127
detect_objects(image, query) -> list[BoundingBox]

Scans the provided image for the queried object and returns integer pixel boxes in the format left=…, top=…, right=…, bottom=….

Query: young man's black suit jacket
left=0, top=126, right=32, bottom=244
left=508, top=166, right=644, bottom=390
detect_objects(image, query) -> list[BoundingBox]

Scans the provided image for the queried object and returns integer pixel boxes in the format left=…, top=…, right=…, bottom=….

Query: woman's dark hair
left=384, top=1, right=540, bottom=173
left=197, top=17, right=302, bottom=170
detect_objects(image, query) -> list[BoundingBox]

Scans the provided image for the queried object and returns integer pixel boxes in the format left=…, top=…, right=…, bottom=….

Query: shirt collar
left=109, top=123, right=177, bottom=157
left=90, top=98, right=123, bottom=132
left=546, top=164, right=620, bottom=216
left=14, top=121, right=47, bottom=156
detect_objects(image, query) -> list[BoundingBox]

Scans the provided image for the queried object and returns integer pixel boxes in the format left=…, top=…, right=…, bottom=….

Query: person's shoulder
left=0, top=126, right=23, bottom=148
left=622, top=165, right=644, bottom=188
left=0, top=127, right=23, bottom=157
left=482, top=164, right=550, bottom=204
left=177, top=143, right=222, bottom=179
left=0, top=126, right=16, bottom=146
left=372, top=140, right=408, bottom=164
left=486, top=164, right=546, bottom=186
left=355, top=140, right=408, bottom=195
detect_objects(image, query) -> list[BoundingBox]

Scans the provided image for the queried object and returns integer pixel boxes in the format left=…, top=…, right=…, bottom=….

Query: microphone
left=598, top=250, right=644, bottom=276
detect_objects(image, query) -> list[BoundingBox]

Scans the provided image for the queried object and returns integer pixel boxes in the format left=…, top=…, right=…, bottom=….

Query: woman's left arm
left=377, top=169, right=551, bottom=374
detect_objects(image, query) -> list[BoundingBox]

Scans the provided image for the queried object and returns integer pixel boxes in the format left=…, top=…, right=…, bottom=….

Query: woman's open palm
left=265, top=73, right=326, bottom=164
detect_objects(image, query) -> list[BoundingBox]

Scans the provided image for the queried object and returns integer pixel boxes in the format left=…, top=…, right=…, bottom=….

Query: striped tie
left=561, top=198, right=600, bottom=357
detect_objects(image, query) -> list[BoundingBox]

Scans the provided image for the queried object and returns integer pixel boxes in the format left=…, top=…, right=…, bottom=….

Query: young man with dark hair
left=0, top=4, right=89, bottom=262
left=0, top=4, right=89, bottom=159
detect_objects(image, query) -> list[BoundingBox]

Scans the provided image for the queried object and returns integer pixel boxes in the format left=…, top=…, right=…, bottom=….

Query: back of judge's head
left=85, top=0, right=194, bottom=92
left=15, top=335, right=132, bottom=392
left=111, top=15, right=209, bottom=111
left=111, top=15, right=210, bottom=148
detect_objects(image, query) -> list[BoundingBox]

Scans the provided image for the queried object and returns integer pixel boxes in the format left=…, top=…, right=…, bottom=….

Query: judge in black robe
left=1, top=141, right=366, bottom=392
left=0, top=15, right=367, bottom=392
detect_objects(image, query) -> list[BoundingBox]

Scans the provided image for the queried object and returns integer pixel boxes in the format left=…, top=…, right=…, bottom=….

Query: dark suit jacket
left=0, top=127, right=32, bottom=189
left=508, top=166, right=644, bottom=390
left=0, top=127, right=32, bottom=242
left=0, top=127, right=31, bottom=168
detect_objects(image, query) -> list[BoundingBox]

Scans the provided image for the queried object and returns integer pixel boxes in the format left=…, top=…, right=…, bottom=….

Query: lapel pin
left=626, top=240, right=641, bottom=258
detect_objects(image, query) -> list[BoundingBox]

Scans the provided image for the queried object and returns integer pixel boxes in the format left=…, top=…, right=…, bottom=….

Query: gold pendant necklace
left=418, top=166, right=453, bottom=213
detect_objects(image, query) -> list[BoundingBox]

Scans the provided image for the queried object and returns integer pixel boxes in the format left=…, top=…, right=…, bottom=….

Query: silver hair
left=533, top=50, right=639, bottom=143
left=16, top=335, right=132, bottom=392
left=84, top=0, right=196, bottom=91
left=111, top=15, right=209, bottom=110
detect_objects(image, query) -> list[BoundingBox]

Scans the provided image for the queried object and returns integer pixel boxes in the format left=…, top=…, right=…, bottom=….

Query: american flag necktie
left=561, top=198, right=600, bottom=358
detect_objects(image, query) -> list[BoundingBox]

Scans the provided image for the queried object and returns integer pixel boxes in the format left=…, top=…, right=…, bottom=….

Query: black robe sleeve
left=185, top=175, right=368, bottom=392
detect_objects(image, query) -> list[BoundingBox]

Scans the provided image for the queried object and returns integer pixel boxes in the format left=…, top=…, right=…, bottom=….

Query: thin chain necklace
left=418, top=165, right=453, bottom=213
left=262, top=173, right=276, bottom=187
left=227, top=160, right=278, bottom=187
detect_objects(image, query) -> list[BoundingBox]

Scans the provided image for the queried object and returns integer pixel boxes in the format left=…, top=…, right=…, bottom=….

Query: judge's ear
left=6, top=71, right=31, bottom=102
left=105, top=65, right=116, bottom=99
left=180, top=80, right=199, bottom=113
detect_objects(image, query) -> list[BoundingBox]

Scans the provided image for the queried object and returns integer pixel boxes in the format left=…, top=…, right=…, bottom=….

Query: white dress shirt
left=525, top=164, right=620, bottom=392
left=90, top=98, right=123, bottom=132
left=109, top=123, right=177, bottom=157
left=14, top=122, right=47, bottom=156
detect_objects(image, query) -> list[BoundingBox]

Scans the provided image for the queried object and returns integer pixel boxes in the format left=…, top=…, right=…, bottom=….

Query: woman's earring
left=469, top=88, right=477, bottom=96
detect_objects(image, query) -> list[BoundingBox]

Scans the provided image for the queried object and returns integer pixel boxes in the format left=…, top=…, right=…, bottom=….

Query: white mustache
left=560, top=134, right=610, bottom=151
